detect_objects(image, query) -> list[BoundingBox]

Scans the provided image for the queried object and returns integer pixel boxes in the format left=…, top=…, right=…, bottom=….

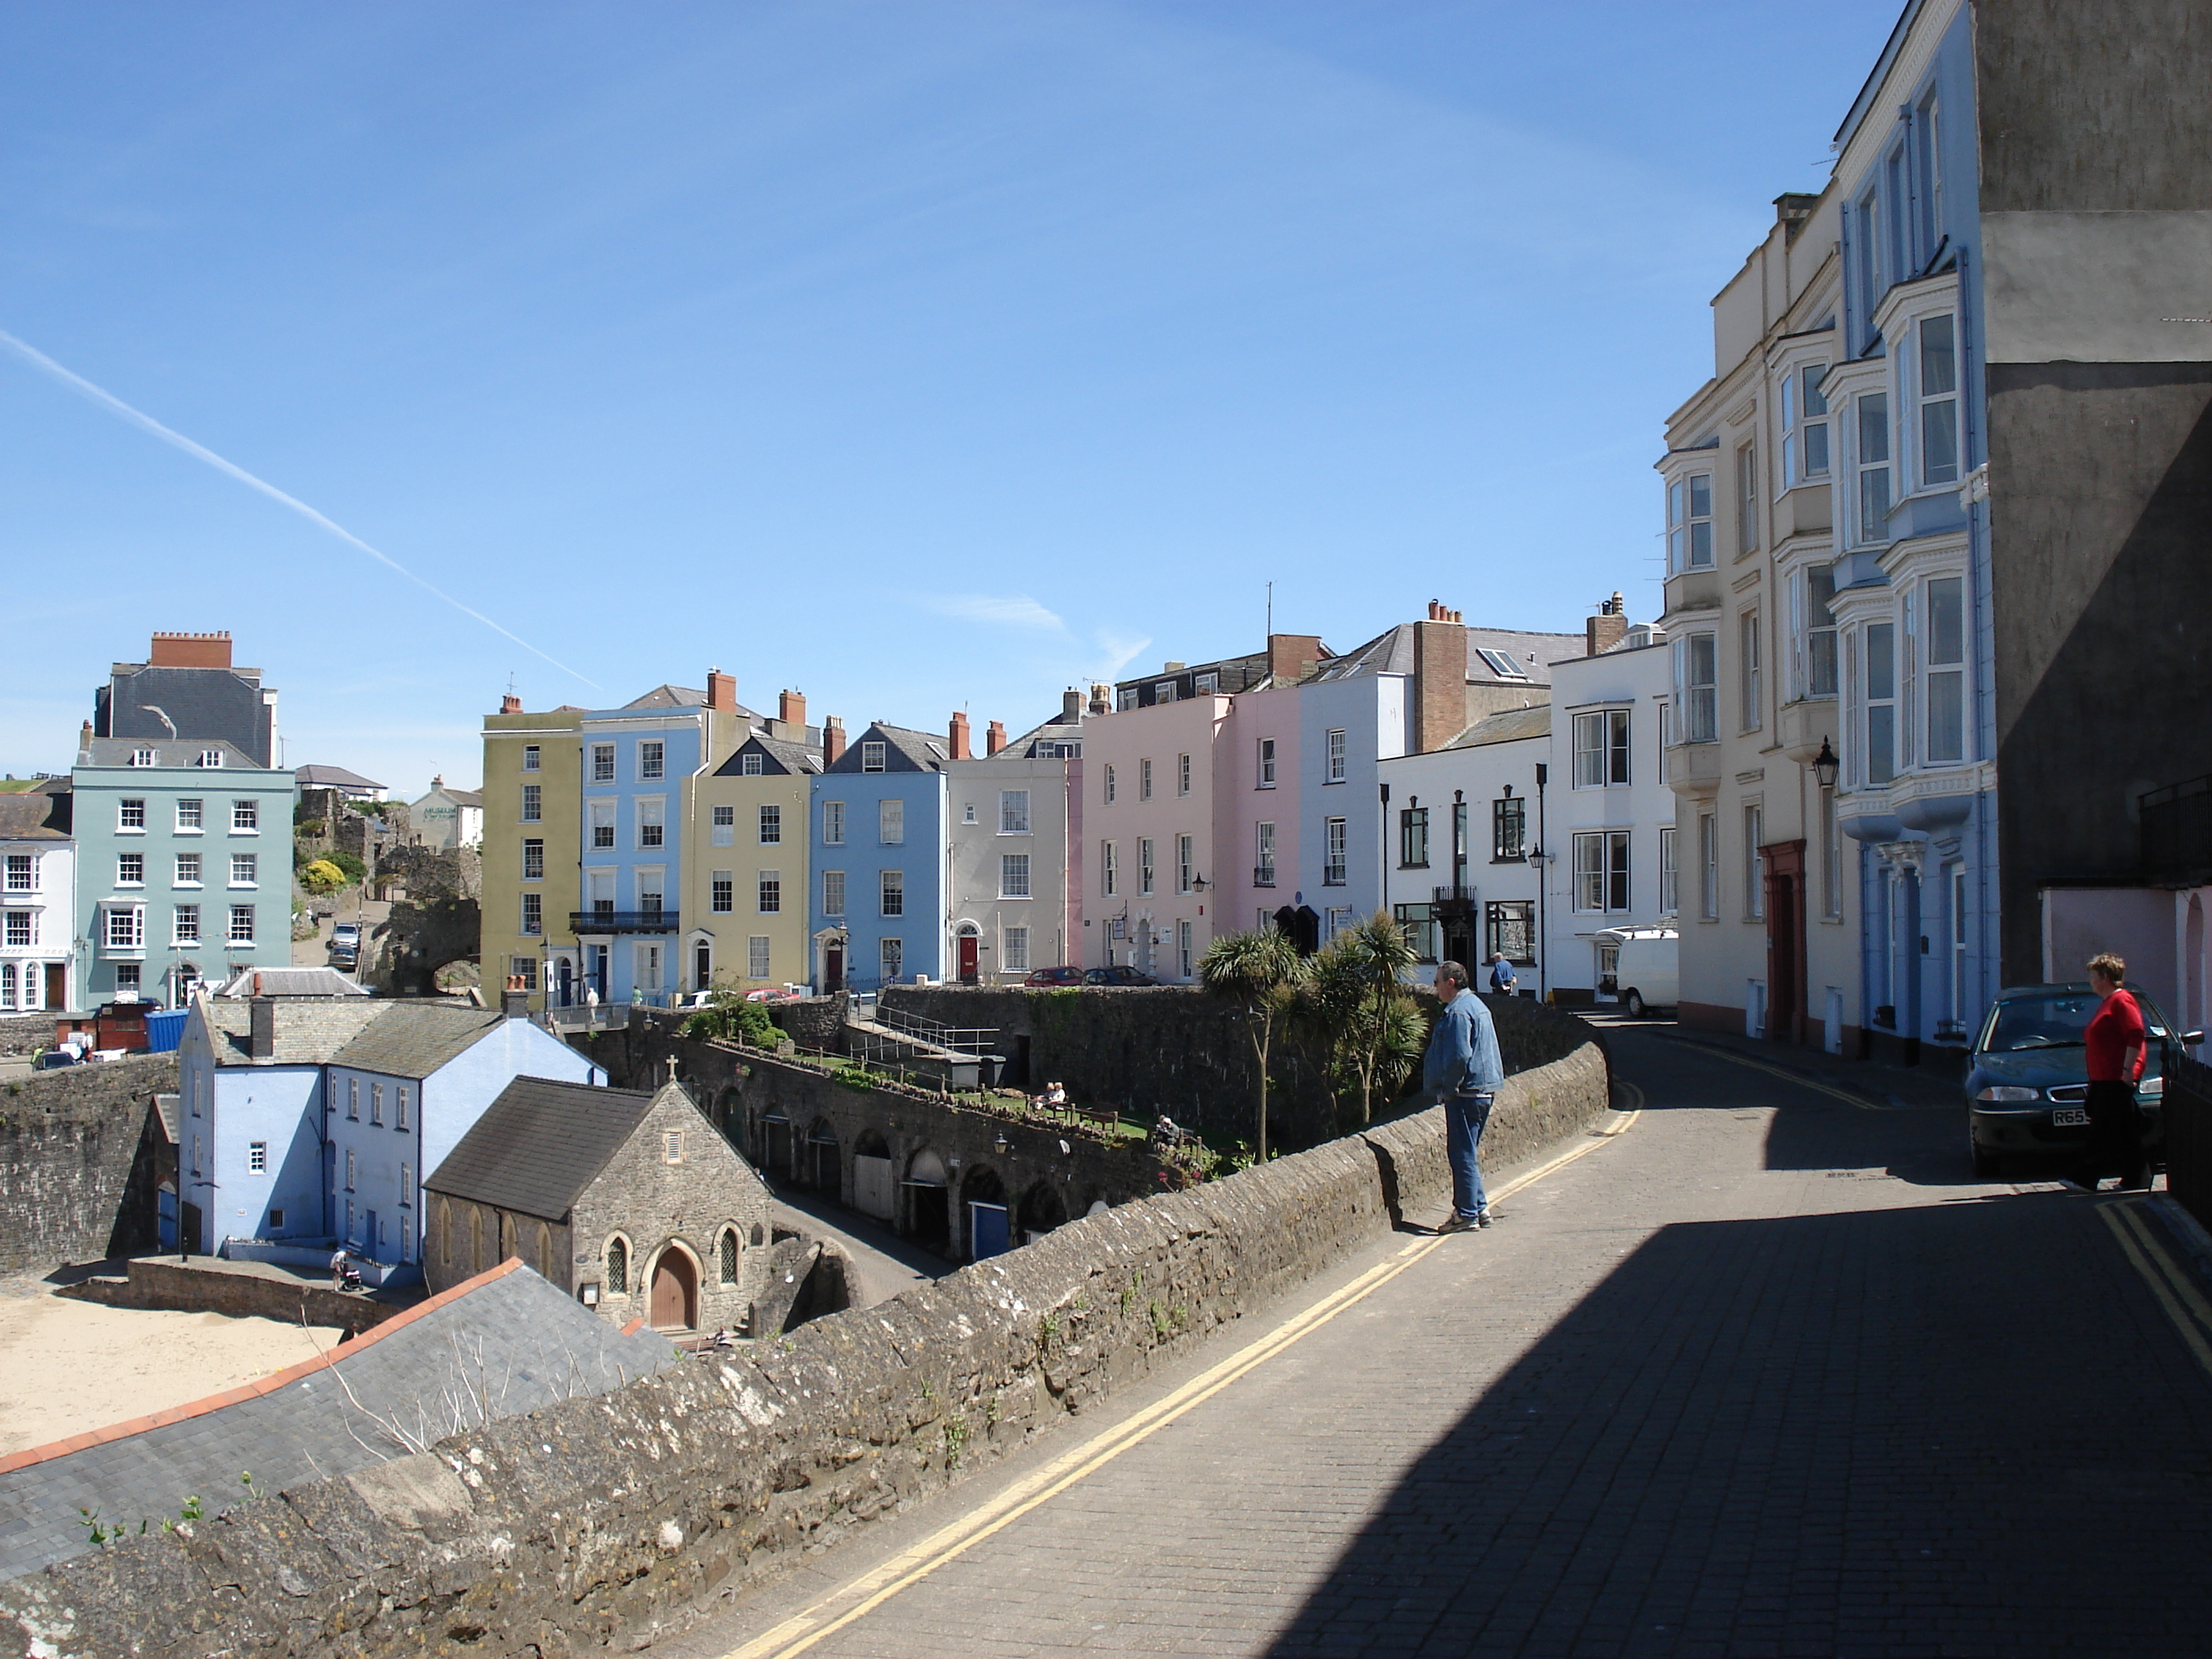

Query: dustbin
left=978, top=1053, right=1007, bottom=1090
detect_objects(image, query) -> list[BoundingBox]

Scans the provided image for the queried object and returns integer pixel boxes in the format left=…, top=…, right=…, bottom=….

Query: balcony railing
left=568, top=910, right=679, bottom=935
left=1433, top=883, right=1474, bottom=906
left=1253, top=866, right=1276, bottom=888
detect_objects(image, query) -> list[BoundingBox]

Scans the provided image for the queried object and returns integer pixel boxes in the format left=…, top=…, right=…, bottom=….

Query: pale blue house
left=174, top=990, right=602, bottom=1273
left=811, top=723, right=950, bottom=991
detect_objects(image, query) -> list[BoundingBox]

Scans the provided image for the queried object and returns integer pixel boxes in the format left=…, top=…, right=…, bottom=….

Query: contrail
left=0, top=328, right=599, bottom=690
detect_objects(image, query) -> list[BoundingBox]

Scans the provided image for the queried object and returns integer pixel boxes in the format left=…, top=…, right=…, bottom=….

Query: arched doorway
left=905, top=1148, right=950, bottom=1251
left=712, top=1086, right=743, bottom=1148
left=1018, top=1182, right=1068, bottom=1244
left=807, top=1119, right=840, bottom=1196
left=852, top=1130, right=895, bottom=1221
left=1133, top=916, right=1155, bottom=976
left=961, top=1166, right=1009, bottom=1260
left=756, top=1110, right=793, bottom=1177
left=956, top=922, right=981, bottom=984
left=648, top=1245, right=699, bottom=1331
left=815, top=928, right=848, bottom=994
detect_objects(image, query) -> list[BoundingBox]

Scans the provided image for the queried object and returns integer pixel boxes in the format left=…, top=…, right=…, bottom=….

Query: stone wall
left=0, top=1035, right=1610, bottom=1659
left=768, top=993, right=848, bottom=1052
left=0, top=1014, right=55, bottom=1057
left=0, top=1057, right=176, bottom=1273
left=55, top=1258, right=394, bottom=1340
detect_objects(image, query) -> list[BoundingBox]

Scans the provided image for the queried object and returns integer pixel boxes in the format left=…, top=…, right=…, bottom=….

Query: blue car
left=1965, top=983, right=2202, bottom=1177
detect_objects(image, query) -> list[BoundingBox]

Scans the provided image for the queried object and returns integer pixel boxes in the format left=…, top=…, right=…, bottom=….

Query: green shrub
left=298, top=859, right=347, bottom=895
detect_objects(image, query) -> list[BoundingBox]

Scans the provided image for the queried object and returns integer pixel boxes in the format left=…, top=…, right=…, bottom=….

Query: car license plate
left=2051, top=1108, right=2089, bottom=1126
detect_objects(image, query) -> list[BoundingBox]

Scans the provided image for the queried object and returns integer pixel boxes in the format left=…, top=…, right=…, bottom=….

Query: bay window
left=1917, top=314, right=1959, bottom=486
left=1782, top=364, right=1830, bottom=485
left=1674, top=632, right=1718, bottom=742
left=1925, top=575, right=1966, bottom=763
left=1573, top=710, right=1631, bottom=787
left=1862, top=622, right=1897, bottom=786
left=1789, top=562, right=1839, bottom=700
left=1856, top=394, right=1891, bottom=542
left=1573, top=831, right=1631, bottom=914
left=1668, top=473, right=1714, bottom=572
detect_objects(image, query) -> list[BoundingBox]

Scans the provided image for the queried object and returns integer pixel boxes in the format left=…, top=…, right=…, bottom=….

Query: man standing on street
left=1425, top=960, right=1506, bottom=1232
left=1489, top=952, right=1518, bottom=995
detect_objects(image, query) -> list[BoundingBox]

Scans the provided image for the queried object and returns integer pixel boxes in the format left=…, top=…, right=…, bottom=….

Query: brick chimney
left=249, top=994, right=276, bottom=1061
left=822, top=716, right=846, bottom=764
left=1412, top=607, right=1469, bottom=754
left=501, top=974, right=530, bottom=1020
left=1586, top=591, right=1629, bottom=657
left=949, top=712, right=972, bottom=761
left=499, top=693, right=522, bottom=714
left=778, top=689, right=808, bottom=737
left=149, top=631, right=233, bottom=669
left=987, top=720, right=1007, bottom=756
left=1088, top=683, right=1111, bottom=715
left=1062, top=687, right=1084, bottom=723
left=1268, top=633, right=1327, bottom=685
left=705, top=668, right=737, bottom=712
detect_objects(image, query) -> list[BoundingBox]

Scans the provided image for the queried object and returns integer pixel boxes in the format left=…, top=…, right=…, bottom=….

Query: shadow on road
left=1265, top=1193, right=2212, bottom=1657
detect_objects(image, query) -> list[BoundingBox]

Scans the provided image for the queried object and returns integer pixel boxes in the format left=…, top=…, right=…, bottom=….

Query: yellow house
left=685, top=690, right=822, bottom=994
left=480, top=699, right=583, bottom=1010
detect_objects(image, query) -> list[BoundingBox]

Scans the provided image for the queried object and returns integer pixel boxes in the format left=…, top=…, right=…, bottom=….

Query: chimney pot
left=822, top=716, right=847, bottom=764
left=501, top=975, right=531, bottom=1020
left=1088, top=683, right=1111, bottom=715
left=249, top=994, right=276, bottom=1061
left=1586, top=602, right=1631, bottom=657
left=499, top=693, right=522, bottom=714
left=986, top=720, right=1007, bottom=756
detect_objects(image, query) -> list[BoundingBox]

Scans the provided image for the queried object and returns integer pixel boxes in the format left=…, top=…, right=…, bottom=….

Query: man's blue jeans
left=1445, top=1093, right=1496, bottom=1219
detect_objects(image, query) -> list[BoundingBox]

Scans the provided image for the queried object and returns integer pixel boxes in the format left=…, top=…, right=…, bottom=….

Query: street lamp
left=1812, top=737, right=1841, bottom=792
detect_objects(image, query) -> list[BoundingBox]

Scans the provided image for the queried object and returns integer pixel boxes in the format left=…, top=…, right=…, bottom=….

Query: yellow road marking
left=1685, top=1042, right=1888, bottom=1111
left=2098, top=1201, right=2212, bottom=1382
left=720, top=1105, right=1642, bottom=1659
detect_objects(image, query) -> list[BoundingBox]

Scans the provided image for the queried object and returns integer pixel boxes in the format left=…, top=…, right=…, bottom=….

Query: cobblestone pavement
left=675, top=1028, right=2212, bottom=1658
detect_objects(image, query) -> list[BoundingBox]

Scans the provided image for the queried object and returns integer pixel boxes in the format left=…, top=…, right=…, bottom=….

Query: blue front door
left=971, top=1202, right=1010, bottom=1259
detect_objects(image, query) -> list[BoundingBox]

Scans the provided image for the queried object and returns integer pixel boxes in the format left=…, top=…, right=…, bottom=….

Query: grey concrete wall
left=0, top=1034, right=1610, bottom=1659
left=57, top=1258, right=394, bottom=1339
left=0, top=1057, right=176, bottom=1273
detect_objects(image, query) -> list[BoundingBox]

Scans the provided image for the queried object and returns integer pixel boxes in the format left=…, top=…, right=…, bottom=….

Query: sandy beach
left=0, top=1276, right=347, bottom=1459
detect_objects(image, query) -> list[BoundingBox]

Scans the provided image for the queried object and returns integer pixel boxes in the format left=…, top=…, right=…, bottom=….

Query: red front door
left=958, top=935, right=980, bottom=983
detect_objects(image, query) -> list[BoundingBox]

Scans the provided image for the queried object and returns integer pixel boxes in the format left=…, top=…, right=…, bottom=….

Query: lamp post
left=1531, top=763, right=1551, bottom=1002
left=1812, top=737, right=1841, bottom=792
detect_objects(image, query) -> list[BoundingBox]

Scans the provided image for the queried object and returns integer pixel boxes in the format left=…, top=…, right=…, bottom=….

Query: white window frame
left=638, top=740, right=665, bottom=781
left=230, top=853, right=258, bottom=888
left=1175, top=834, right=1193, bottom=895
left=749, top=936, right=772, bottom=980
left=757, top=870, right=782, bottom=914
left=636, top=797, right=666, bottom=850
left=174, top=797, right=202, bottom=832
left=230, top=798, right=258, bottom=833
left=1000, top=853, right=1031, bottom=899
left=228, top=903, right=255, bottom=945
left=999, top=790, right=1030, bottom=834
left=1140, top=758, right=1153, bottom=800
left=1103, top=764, right=1116, bottom=804
left=119, top=797, right=146, bottom=832
left=822, top=800, right=845, bottom=845
left=1002, top=925, right=1030, bottom=974
left=861, top=742, right=887, bottom=773
left=822, top=870, right=846, bottom=917
left=1779, top=359, right=1832, bottom=487
left=1255, top=822, right=1276, bottom=885
left=588, top=798, right=616, bottom=849
left=1673, top=632, right=1718, bottom=744
left=1572, top=830, right=1631, bottom=914
left=1658, top=826, right=1679, bottom=916
left=759, top=803, right=782, bottom=844
left=1323, top=817, right=1347, bottom=886
left=880, top=870, right=904, bottom=917
left=711, top=871, right=734, bottom=914
left=1258, top=739, right=1276, bottom=788
left=1739, top=610, right=1762, bottom=733
left=711, top=803, right=735, bottom=845
left=1698, top=812, right=1719, bottom=922
left=1744, top=804, right=1765, bottom=921
left=1666, top=471, right=1714, bottom=573
left=591, top=743, right=616, bottom=783
left=1325, top=729, right=1346, bottom=784
left=1176, top=756, right=1191, bottom=798
left=1138, top=837, right=1155, bottom=896
left=878, top=799, right=904, bottom=845
left=1101, top=840, right=1118, bottom=897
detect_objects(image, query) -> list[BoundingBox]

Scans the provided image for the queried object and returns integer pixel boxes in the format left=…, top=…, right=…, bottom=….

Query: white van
left=1595, top=927, right=1679, bottom=1017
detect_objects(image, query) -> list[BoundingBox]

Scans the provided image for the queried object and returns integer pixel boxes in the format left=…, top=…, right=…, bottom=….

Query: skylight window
left=1476, top=648, right=1529, bottom=680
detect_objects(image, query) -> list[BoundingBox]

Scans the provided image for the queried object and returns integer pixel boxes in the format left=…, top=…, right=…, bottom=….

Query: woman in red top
left=2082, top=951, right=2149, bottom=1191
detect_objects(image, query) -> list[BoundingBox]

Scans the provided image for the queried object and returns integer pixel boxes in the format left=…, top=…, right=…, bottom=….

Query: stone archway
left=647, top=1243, right=700, bottom=1331
left=961, top=1166, right=1009, bottom=1260
left=1018, top=1181, right=1068, bottom=1242
left=905, top=1148, right=950, bottom=1251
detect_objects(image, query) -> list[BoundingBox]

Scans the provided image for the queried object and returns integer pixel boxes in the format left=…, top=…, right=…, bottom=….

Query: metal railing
left=1433, top=883, right=1474, bottom=905
left=567, top=910, right=680, bottom=934
left=871, top=1001, right=999, bottom=1056
left=1322, top=864, right=1347, bottom=887
left=1253, top=866, right=1276, bottom=888
left=546, top=1002, right=632, bottom=1033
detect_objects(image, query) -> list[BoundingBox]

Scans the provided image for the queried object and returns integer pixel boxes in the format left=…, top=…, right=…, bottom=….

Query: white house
left=0, top=780, right=73, bottom=1013
left=946, top=692, right=1089, bottom=981
left=409, top=776, right=485, bottom=851
left=173, top=988, right=602, bottom=1270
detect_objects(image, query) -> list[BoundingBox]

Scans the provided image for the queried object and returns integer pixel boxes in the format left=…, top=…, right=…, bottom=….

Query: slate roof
left=0, top=781, right=71, bottom=840
left=826, top=722, right=949, bottom=775
left=77, top=737, right=269, bottom=771
left=199, top=997, right=517, bottom=1078
left=441, top=788, right=484, bottom=809
left=213, top=966, right=369, bottom=998
left=1445, top=704, right=1554, bottom=749
left=293, top=764, right=385, bottom=791
left=424, top=1076, right=659, bottom=1221
left=623, top=684, right=705, bottom=709
left=714, top=732, right=822, bottom=777
left=1309, top=624, right=1587, bottom=690
left=0, top=1260, right=676, bottom=1581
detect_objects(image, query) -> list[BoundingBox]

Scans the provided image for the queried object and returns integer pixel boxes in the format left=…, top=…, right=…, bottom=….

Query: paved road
left=673, top=1027, right=2212, bottom=1658
left=763, top=1180, right=958, bottom=1309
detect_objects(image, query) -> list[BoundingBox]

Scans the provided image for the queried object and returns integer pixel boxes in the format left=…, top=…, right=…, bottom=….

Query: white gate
left=853, top=1155, right=896, bottom=1221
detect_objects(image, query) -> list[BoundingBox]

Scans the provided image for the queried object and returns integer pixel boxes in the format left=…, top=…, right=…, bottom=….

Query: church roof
left=424, top=1075, right=663, bottom=1221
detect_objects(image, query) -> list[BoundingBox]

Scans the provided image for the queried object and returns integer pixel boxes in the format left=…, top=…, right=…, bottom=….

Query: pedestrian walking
left=2083, top=952, right=2150, bottom=1191
left=1488, top=952, right=1518, bottom=996
left=1425, top=960, right=1506, bottom=1232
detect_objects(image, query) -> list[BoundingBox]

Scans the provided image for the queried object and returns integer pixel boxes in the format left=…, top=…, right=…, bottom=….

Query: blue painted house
left=810, top=722, right=950, bottom=991
left=174, top=989, right=602, bottom=1269
left=575, top=674, right=749, bottom=1005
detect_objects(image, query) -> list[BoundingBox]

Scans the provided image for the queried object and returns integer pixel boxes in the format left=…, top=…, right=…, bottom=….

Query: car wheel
left=1624, top=990, right=1646, bottom=1018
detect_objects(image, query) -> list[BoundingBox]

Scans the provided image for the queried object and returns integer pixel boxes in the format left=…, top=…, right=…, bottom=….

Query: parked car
left=1084, top=965, right=1158, bottom=987
left=1965, top=982, right=2203, bottom=1177
left=330, top=922, right=361, bottom=965
left=1024, top=966, right=1085, bottom=987
left=1594, top=927, right=1679, bottom=1017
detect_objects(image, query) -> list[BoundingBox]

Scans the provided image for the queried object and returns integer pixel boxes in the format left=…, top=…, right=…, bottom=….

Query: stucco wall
left=0, top=1032, right=1610, bottom=1659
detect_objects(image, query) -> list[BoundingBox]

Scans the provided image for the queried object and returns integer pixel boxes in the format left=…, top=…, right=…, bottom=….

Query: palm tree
left=1300, top=911, right=1422, bottom=1126
left=1199, top=927, right=1309, bottom=1161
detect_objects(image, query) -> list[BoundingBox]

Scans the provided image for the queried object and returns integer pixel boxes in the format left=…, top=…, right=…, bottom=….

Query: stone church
left=423, top=1076, right=773, bottom=1334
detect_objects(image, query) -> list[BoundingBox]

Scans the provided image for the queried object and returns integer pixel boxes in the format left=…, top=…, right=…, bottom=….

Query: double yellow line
left=722, top=1103, right=1643, bottom=1659
left=2099, top=1199, right=2212, bottom=1381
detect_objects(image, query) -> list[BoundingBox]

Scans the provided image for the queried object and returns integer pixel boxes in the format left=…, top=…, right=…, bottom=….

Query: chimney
left=949, top=712, right=972, bottom=761
left=1062, top=687, right=1084, bottom=723
left=501, top=973, right=530, bottom=1020
left=79, top=720, right=93, bottom=764
left=705, top=668, right=737, bottom=712
left=1268, top=633, right=1328, bottom=686
left=1163, top=661, right=1187, bottom=674
left=778, top=688, right=808, bottom=734
left=249, top=994, right=276, bottom=1062
left=1586, top=591, right=1629, bottom=657
left=499, top=693, right=522, bottom=714
left=1089, top=683, right=1111, bottom=716
left=986, top=720, right=1007, bottom=756
left=822, top=716, right=847, bottom=764
left=1774, top=191, right=1819, bottom=246
left=148, top=631, right=233, bottom=669
left=1412, top=611, right=1469, bottom=754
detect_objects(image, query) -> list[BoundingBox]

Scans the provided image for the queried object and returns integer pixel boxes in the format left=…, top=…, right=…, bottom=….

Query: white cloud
left=926, top=592, right=1066, bottom=631
left=1093, top=630, right=1152, bottom=681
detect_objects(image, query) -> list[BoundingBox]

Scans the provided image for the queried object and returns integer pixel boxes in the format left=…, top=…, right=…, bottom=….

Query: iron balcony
left=568, top=910, right=679, bottom=935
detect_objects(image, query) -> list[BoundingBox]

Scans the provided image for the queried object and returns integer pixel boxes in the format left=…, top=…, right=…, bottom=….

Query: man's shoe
left=1476, top=1210, right=1496, bottom=1229
left=1437, top=1213, right=1478, bottom=1234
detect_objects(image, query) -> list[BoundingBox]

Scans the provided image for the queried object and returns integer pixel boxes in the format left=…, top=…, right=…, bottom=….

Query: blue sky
left=1, top=1, right=1903, bottom=794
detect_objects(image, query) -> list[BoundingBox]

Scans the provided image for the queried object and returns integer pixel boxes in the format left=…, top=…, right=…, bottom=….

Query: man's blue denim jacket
left=1423, top=991, right=1505, bottom=1100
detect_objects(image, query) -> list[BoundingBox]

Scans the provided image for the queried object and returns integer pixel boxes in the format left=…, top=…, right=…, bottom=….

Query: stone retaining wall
left=0, top=1034, right=1610, bottom=1659
left=55, top=1258, right=398, bottom=1340
left=0, top=1057, right=176, bottom=1273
